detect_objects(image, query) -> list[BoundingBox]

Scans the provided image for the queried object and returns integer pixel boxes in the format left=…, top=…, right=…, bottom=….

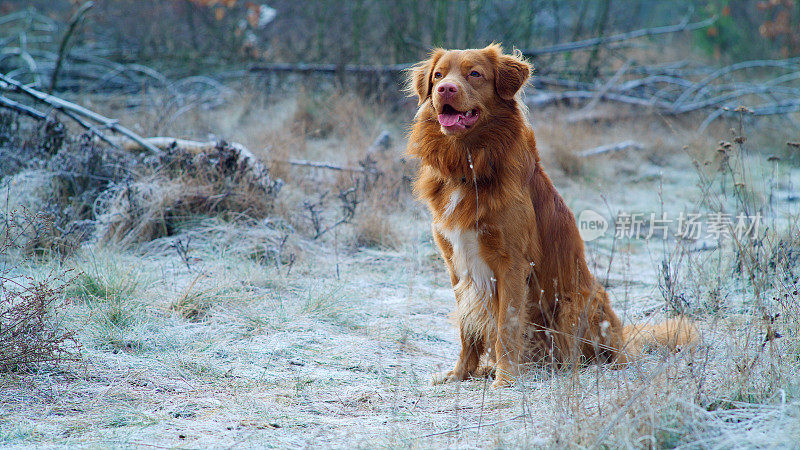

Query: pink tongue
left=438, top=113, right=462, bottom=127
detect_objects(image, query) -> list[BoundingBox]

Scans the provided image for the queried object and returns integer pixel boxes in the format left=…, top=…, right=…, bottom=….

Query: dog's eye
left=434, top=72, right=442, bottom=79
left=469, top=70, right=481, bottom=78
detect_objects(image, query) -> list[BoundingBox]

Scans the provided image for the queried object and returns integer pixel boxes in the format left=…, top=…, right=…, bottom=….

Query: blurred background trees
left=4, top=0, right=799, bottom=74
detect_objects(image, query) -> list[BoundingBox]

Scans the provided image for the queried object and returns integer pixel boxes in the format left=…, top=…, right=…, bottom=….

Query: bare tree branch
left=49, top=1, right=94, bottom=94
left=521, top=15, right=716, bottom=57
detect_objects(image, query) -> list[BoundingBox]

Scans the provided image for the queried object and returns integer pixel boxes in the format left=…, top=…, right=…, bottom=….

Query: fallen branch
left=55, top=106, right=120, bottom=149
left=249, top=62, right=408, bottom=76
left=282, top=158, right=367, bottom=172
left=526, top=90, right=675, bottom=109
left=698, top=99, right=800, bottom=132
left=579, top=140, right=644, bottom=157
left=0, top=73, right=162, bottom=155
left=674, top=58, right=800, bottom=107
left=276, top=131, right=391, bottom=173
left=567, top=60, right=632, bottom=122
left=1, top=92, right=118, bottom=148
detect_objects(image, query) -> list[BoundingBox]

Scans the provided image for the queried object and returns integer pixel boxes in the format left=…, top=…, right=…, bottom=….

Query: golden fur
left=406, top=45, right=696, bottom=388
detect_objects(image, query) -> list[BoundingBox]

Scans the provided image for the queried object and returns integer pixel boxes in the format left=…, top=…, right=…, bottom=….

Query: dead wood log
left=104, top=136, right=281, bottom=193
left=248, top=62, right=409, bottom=76
left=106, top=136, right=257, bottom=161
left=579, top=140, right=644, bottom=157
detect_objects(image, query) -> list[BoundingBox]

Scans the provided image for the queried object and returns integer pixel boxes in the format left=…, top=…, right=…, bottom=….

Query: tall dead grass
left=545, top=109, right=800, bottom=447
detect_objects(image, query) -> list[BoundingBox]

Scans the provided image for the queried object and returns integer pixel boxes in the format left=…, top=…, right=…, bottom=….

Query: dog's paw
left=489, top=377, right=513, bottom=389
left=431, top=369, right=470, bottom=385
left=489, top=369, right=515, bottom=389
left=431, top=370, right=456, bottom=385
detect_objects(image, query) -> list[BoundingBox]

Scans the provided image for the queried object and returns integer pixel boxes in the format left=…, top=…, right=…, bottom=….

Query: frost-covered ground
left=2, top=100, right=799, bottom=448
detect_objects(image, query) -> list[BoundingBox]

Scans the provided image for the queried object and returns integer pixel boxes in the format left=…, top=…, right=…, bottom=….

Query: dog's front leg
left=490, top=265, right=528, bottom=388
left=431, top=228, right=487, bottom=384
left=432, top=327, right=484, bottom=384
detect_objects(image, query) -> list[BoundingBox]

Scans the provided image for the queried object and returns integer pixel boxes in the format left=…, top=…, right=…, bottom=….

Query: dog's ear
left=409, top=49, right=445, bottom=106
left=494, top=51, right=531, bottom=101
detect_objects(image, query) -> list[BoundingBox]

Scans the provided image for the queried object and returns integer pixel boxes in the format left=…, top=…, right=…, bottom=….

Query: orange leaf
left=247, top=9, right=259, bottom=27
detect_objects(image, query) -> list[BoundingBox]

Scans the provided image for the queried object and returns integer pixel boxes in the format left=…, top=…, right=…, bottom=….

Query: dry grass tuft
left=65, top=255, right=154, bottom=351
left=97, top=143, right=280, bottom=246
left=291, top=89, right=378, bottom=146
left=354, top=209, right=398, bottom=249
left=170, top=275, right=225, bottom=322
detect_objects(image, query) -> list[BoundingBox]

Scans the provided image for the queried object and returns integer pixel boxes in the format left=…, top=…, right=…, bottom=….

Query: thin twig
left=0, top=94, right=47, bottom=120
left=422, top=413, right=526, bottom=438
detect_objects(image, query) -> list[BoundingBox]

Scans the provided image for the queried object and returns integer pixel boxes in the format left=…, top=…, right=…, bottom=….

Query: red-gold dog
left=407, top=44, right=695, bottom=388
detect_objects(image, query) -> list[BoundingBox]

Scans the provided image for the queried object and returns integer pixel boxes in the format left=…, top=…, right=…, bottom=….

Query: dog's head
left=409, top=44, right=530, bottom=136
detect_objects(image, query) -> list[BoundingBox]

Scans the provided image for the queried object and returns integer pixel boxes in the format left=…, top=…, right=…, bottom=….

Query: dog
left=406, top=44, right=696, bottom=388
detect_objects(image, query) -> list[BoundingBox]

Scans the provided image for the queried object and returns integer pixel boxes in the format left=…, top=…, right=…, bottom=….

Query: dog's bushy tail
left=618, top=317, right=699, bottom=363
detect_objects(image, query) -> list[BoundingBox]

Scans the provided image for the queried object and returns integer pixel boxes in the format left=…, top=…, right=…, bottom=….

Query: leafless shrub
left=1, top=113, right=137, bottom=258
left=0, top=223, right=80, bottom=372
left=0, top=277, right=80, bottom=373
left=302, top=181, right=361, bottom=240
left=4, top=207, right=90, bottom=259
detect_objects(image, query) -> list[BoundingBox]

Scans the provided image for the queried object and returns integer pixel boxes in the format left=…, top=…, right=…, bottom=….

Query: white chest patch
left=442, top=189, right=463, bottom=219
left=436, top=223, right=496, bottom=341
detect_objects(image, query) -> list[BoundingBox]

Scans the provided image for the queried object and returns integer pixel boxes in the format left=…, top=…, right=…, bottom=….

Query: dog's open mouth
left=438, top=104, right=480, bottom=131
